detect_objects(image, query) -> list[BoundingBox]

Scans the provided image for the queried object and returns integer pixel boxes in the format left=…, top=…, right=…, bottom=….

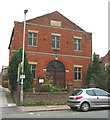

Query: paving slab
left=19, top=105, right=70, bottom=112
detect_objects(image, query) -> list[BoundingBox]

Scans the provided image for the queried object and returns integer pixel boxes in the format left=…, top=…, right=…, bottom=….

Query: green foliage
left=38, top=72, right=61, bottom=92
left=86, top=63, right=92, bottom=85
left=8, top=49, right=34, bottom=91
left=40, top=83, right=61, bottom=92
left=3, top=81, right=8, bottom=88
left=8, top=51, right=20, bottom=91
left=86, top=53, right=109, bottom=91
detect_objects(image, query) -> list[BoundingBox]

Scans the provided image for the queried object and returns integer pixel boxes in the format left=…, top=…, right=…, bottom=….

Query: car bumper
left=67, top=100, right=81, bottom=107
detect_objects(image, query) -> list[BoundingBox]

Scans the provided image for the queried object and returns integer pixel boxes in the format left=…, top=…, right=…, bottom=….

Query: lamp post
left=20, top=9, right=28, bottom=106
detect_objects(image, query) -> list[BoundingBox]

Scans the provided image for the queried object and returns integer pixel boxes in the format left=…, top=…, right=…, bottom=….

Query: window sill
left=74, top=80, right=82, bottom=81
left=74, top=50, right=82, bottom=52
left=28, top=45, right=38, bottom=48
left=51, top=48, right=61, bottom=51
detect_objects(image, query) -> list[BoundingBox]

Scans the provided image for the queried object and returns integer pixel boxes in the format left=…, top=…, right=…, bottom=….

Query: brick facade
left=8, top=11, right=92, bottom=88
left=99, top=50, right=110, bottom=68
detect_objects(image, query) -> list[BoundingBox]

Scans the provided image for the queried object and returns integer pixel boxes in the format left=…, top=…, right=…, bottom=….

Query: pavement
left=0, top=85, right=16, bottom=107
left=0, top=85, right=70, bottom=112
left=19, top=105, right=70, bottom=112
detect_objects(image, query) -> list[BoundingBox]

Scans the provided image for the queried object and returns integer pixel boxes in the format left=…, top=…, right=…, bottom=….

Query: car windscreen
left=71, top=90, right=83, bottom=96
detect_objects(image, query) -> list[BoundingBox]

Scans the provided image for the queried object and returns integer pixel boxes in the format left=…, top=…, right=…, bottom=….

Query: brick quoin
left=8, top=11, right=92, bottom=88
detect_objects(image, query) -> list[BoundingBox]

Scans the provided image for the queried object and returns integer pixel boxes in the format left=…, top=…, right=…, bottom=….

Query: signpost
left=20, top=75, right=25, bottom=79
left=20, top=9, right=28, bottom=106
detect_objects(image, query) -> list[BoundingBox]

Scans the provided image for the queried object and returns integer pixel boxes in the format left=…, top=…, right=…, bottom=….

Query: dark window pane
left=56, top=36, right=59, bottom=41
left=33, top=33, right=37, bottom=37
left=56, top=40, right=60, bottom=48
left=74, top=39, right=77, bottom=43
left=32, top=65, right=36, bottom=69
left=78, top=67, right=81, bottom=71
left=78, top=39, right=81, bottom=50
left=33, top=38, right=37, bottom=46
left=74, top=72, right=77, bottom=80
left=74, top=39, right=81, bottom=51
left=74, top=44, right=77, bottom=50
left=78, top=72, right=81, bottom=80
left=30, top=64, right=36, bottom=79
left=52, top=41, right=55, bottom=48
left=52, top=36, right=55, bottom=48
left=71, top=90, right=83, bottom=96
left=78, top=43, right=81, bottom=50
left=78, top=39, right=81, bottom=44
left=28, top=38, right=32, bottom=45
left=74, top=67, right=77, bottom=71
left=28, top=33, right=32, bottom=45
left=32, top=70, right=36, bottom=78
left=29, top=33, right=32, bottom=37
left=52, top=36, right=55, bottom=40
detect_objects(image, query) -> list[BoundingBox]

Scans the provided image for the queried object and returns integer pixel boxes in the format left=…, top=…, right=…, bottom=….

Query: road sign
left=20, top=75, right=25, bottom=79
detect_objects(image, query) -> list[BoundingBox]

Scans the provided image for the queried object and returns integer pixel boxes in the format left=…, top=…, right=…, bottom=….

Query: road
left=2, top=108, right=110, bottom=118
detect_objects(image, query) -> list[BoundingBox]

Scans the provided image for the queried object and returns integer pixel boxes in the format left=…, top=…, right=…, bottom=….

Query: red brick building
left=8, top=11, right=92, bottom=88
left=99, top=50, right=110, bottom=69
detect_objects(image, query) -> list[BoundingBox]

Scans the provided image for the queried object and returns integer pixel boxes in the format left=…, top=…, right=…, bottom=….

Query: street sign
left=20, top=75, right=25, bottom=79
left=20, top=62, right=23, bottom=67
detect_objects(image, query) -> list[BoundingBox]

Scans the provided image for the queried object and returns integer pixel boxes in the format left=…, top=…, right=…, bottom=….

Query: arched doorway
left=46, top=60, right=66, bottom=88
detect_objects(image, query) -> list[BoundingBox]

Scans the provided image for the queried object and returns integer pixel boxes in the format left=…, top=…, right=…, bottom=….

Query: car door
left=93, top=89, right=109, bottom=107
left=86, top=90, right=98, bottom=107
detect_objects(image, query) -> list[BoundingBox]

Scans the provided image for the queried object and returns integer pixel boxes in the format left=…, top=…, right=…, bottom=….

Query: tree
left=8, top=49, right=34, bottom=91
left=86, top=63, right=92, bottom=86
left=104, top=66, right=110, bottom=92
left=86, top=53, right=107, bottom=90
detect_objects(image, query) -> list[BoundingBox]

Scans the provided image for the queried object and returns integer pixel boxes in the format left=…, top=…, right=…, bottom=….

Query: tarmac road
left=2, top=108, right=110, bottom=118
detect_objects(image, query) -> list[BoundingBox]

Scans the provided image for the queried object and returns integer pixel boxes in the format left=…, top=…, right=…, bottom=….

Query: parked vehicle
left=67, top=88, right=110, bottom=112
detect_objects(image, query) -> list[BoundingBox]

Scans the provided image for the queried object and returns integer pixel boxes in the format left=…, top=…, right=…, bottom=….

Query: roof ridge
left=26, top=11, right=85, bottom=32
left=26, top=11, right=59, bottom=22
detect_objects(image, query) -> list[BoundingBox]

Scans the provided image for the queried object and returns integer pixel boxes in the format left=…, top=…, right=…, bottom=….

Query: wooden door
left=46, top=60, right=65, bottom=88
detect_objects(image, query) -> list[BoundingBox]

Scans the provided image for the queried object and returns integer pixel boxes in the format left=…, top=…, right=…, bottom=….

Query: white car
left=67, top=88, right=110, bottom=112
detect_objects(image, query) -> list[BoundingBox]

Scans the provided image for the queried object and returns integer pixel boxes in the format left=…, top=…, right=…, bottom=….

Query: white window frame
left=28, top=30, right=39, bottom=47
left=74, top=65, right=82, bottom=81
left=29, top=62, right=37, bottom=80
left=74, top=36, right=82, bottom=52
left=51, top=33, right=61, bottom=50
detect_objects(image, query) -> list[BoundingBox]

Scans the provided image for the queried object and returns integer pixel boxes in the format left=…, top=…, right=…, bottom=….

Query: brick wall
left=12, top=91, right=69, bottom=106
left=9, top=11, right=92, bottom=88
left=23, top=92, right=69, bottom=105
left=100, top=51, right=110, bottom=68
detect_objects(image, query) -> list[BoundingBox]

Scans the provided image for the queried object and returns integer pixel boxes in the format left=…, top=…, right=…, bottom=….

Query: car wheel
left=70, top=106, right=77, bottom=111
left=81, top=102, right=90, bottom=112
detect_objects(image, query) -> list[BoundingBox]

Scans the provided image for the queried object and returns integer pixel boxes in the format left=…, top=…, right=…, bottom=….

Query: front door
left=46, top=60, right=66, bottom=88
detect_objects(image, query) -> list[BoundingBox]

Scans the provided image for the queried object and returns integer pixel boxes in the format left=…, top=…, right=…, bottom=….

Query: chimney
left=96, top=54, right=99, bottom=59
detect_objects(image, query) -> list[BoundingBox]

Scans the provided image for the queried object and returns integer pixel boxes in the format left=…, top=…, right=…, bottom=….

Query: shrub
left=3, top=81, right=8, bottom=88
left=8, top=48, right=34, bottom=91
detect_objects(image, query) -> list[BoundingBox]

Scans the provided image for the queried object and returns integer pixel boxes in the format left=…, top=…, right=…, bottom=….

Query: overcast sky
left=0, top=0, right=109, bottom=71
